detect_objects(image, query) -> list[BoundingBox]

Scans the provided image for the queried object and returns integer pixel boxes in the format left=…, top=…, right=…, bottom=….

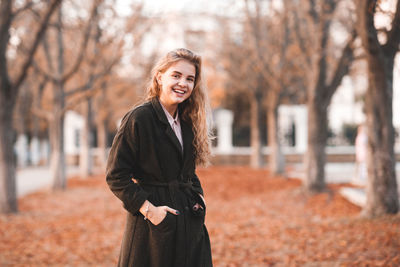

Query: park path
left=16, top=162, right=400, bottom=208
left=16, top=166, right=102, bottom=197
left=16, top=163, right=357, bottom=197
left=287, top=162, right=400, bottom=184
left=287, top=162, right=400, bottom=207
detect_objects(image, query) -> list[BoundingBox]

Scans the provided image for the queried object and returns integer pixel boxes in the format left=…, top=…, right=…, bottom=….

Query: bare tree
left=219, top=2, right=285, bottom=170
left=292, top=0, right=356, bottom=192
left=32, top=0, right=107, bottom=189
left=243, top=0, right=305, bottom=173
left=91, top=2, right=152, bottom=171
left=0, top=0, right=61, bottom=213
left=261, top=1, right=294, bottom=175
left=14, top=67, right=49, bottom=166
left=243, top=0, right=268, bottom=168
left=77, top=19, right=125, bottom=177
left=218, top=20, right=263, bottom=167
left=356, top=0, right=399, bottom=217
left=77, top=2, right=108, bottom=178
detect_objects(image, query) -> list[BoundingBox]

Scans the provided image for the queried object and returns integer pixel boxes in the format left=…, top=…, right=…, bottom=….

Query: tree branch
left=384, top=0, right=400, bottom=55
left=34, top=73, right=48, bottom=106
left=243, top=0, right=281, bottom=90
left=308, top=0, right=319, bottom=23
left=353, top=53, right=366, bottom=61
left=13, top=1, right=34, bottom=18
left=292, top=4, right=312, bottom=68
left=31, top=107, right=54, bottom=121
left=42, top=31, right=55, bottom=72
left=32, top=60, right=59, bottom=83
left=325, top=30, right=357, bottom=103
left=60, top=1, right=99, bottom=83
left=63, top=84, right=103, bottom=114
left=0, top=0, right=13, bottom=96
left=314, top=19, right=332, bottom=94
left=65, top=57, right=118, bottom=97
left=13, top=0, right=62, bottom=97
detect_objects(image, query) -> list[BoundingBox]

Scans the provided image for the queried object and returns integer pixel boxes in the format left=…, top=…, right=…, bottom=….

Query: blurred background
left=1, top=0, right=400, bottom=209
left=1, top=0, right=400, bottom=265
left=2, top=0, right=399, bottom=207
left=0, top=0, right=400, bottom=214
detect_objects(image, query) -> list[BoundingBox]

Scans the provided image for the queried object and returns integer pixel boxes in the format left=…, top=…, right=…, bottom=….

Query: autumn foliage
left=1, top=167, right=399, bottom=266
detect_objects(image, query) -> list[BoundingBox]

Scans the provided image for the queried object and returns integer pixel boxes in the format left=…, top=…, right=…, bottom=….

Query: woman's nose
left=177, top=78, right=187, bottom=87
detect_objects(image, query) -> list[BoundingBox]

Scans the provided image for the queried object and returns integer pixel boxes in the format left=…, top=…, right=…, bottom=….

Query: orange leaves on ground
left=1, top=166, right=399, bottom=266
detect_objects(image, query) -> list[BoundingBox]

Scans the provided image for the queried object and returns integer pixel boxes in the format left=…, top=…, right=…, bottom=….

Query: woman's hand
left=191, top=193, right=205, bottom=211
left=139, top=200, right=179, bottom=226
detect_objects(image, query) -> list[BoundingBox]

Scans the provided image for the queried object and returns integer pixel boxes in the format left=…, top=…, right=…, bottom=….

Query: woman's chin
left=172, top=96, right=189, bottom=104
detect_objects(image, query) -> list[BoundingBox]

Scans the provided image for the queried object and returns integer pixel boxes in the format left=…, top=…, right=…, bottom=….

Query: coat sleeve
left=106, top=111, right=150, bottom=215
left=192, top=172, right=204, bottom=196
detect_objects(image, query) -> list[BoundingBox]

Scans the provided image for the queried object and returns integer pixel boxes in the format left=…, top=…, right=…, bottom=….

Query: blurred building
left=64, top=111, right=84, bottom=165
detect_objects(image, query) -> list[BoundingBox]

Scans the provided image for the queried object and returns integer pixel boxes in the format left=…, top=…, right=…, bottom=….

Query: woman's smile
left=172, top=87, right=187, bottom=95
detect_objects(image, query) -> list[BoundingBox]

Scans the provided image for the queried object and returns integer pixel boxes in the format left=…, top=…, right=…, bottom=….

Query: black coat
left=106, top=98, right=212, bottom=267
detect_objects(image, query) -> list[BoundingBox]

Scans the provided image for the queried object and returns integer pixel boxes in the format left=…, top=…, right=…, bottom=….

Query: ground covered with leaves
left=1, top=166, right=399, bottom=266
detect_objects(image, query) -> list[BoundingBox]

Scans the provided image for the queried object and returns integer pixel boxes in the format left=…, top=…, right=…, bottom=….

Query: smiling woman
left=157, top=60, right=196, bottom=116
left=106, top=48, right=213, bottom=267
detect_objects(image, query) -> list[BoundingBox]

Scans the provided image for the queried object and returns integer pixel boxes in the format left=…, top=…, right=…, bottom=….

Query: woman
left=106, top=48, right=213, bottom=267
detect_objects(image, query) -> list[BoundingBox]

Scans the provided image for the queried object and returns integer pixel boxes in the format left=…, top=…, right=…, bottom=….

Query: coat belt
left=138, top=179, right=194, bottom=201
left=139, top=179, right=192, bottom=190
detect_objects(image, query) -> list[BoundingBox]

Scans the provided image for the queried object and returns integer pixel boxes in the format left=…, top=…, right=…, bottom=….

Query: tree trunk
left=50, top=7, right=67, bottom=190
left=31, top=108, right=40, bottom=166
left=0, top=0, right=17, bottom=213
left=31, top=78, right=46, bottom=166
left=363, top=57, right=398, bottom=216
left=0, top=104, right=18, bottom=213
left=304, top=97, right=327, bottom=192
left=250, top=91, right=263, bottom=168
left=50, top=112, right=66, bottom=189
left=50, top=82, right=66, bottom=190
left=267, top=105, right=285, bottom=175
left=80, top=98, right=93, bottom=177
left=97, top=116, right=108, bottom=171
left=357, top=0, right=399, bottom=217
left=0, top=0, right=61, bottom=213
left=96, top=80, right=109, bottom=171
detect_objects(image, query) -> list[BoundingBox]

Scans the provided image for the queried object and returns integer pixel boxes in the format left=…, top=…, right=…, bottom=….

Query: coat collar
left=151, top=97, right=170, bottom=126
left=151, top=98, right=194, bottom=169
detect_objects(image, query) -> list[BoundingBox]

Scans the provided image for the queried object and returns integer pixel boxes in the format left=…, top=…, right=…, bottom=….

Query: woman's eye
left=173, top=74, right=180, bottom=78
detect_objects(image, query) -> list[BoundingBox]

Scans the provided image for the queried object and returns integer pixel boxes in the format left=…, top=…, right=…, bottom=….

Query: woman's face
left=157, top=59, right=196, bottom=110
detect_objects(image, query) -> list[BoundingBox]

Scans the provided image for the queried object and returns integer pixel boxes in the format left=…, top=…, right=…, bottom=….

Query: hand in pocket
left=149, top=206, right=179, bottom=226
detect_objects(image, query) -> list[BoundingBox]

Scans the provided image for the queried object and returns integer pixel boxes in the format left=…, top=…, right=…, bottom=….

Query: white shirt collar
left=160, top=102, right=180, bottom=125
left=159, top=101, right=183, bottom=149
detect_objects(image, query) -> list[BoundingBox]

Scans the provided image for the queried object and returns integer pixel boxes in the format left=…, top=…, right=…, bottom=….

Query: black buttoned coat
left=106, top=98, right=212, bottom=267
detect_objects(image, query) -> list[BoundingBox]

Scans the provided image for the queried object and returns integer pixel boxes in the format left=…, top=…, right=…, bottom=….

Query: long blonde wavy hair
left=145, top=48, right=213, bottom=166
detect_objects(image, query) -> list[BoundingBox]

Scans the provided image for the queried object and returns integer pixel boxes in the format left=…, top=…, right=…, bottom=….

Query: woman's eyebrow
left=171, top=70, right=195, bottom=78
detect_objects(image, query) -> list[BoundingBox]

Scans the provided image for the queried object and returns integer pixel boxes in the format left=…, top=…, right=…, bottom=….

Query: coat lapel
left=181, top=119, right=194, bottom=169
left=151, top=98, right=184, bottom=159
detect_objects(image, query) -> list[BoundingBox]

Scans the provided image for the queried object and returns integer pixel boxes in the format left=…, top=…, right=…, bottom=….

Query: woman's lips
left=173, top=88, right=186, bottom=95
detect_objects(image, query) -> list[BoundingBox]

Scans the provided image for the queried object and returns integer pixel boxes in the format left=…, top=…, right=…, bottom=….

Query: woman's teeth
left=173, top=89, right=185, bottom=94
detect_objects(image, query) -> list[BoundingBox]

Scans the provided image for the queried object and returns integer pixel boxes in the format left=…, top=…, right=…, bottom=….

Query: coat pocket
left=150, top=212, right=176, bottom=232
left=188, top=191, right=206, bottom=217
